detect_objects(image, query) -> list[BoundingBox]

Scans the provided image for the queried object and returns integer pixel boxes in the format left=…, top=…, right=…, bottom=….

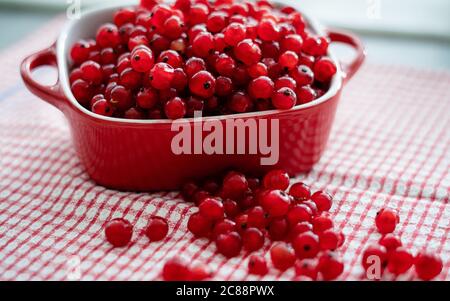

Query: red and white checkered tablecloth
left=0, top=17, right=449, bottom=281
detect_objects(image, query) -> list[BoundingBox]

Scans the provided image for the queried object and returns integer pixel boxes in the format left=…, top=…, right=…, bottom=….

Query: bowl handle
left=327, top=29, right=366, bottom=83
left=20, top=44, right=67, bottom=110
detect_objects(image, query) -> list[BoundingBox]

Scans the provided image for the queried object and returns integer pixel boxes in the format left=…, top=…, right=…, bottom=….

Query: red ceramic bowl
left=20, top=3, right=365, bottom=191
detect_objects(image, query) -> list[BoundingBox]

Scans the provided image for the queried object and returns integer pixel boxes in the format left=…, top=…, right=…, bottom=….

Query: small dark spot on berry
left=162, top=57, right=169, bottom=62
left=134, top=55, right=140, bottom=61
left=204, top=82, right=211, bottom=89
left=303, top=245, right=311, bottom=251
left=283, top=90, right=292, bottom=96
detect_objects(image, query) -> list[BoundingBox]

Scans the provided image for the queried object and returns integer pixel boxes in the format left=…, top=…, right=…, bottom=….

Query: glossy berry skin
left=296, top=85, right=317, bottom=104
left=222, top=172, right=248, bottom=199
left=292, top=231, right=320, bottom=259
left=145, top=216, right=169, bottom=242
left=295, top=259, right=318, bottom=280
left=263, top=169, right=290, bottom=190
left=216, top=231, right=242, bottom=258
left=317, top=251, right=344, bottom=280
left=110, top=85, right=133, bottom=111
left=80, top=60, right=103, bottom=84
left=258, top=19, right=279, bottom=42
left=189, top=71, right=216, bottom=98
left=375, top=208, right=399, bottom=234
left=162, top=257, right=190, bottom=281
left=215, top=54, right=236, bottom=77
left=275, top=76, right=296, bottom=90
left=223, top=199, right=240, bottom=218
left=312, top=214, right=334, bottom=233
left=378, top=234, right=402, bottom=253
left=70, top=40, right=91, bottom=64
left=319, top=229, right=341, bottom=251
left=192, top=32, right=215, bottom=58
left=260, top=190, right=291, bottom=218
left=361, top=244, right=387, bottom=273
left=187, top=212, right=212, bottom=238
left=242, top=227, right=265, bottom=251
left=248, top=76, right=274, bottom=100
left=96, top=23, right=121, bottom=48
left=278, top=51, right=299, bottom=71
left=289, top=182, right=311, bottom=201
left=290, top=65, right=314, bottom=87
left=104, top=218, right=133, bottom=247
left=136, top=87, right=158, bottom=109
left=223, top=23, right=246, bottom=46
left=247, top=206, right=269, bottom=229
left=228, top=92, right=252, bottom=113
left=268, top=217, right=289, bottom=241
left=212, top=219, right=236, bottom=239
left=288, top=222, right=313, bottom=242
left=272, top=87, right=297, bottom=109
left=414, top=252, right=443, bottom=281
left=199, top=197, right=225, bottom=221
left=287, top=204, right=313, bottom=226
left=164, top=97, right=186, bottom=120
left=314, top=57, right=337, bottom=83
left=281, top=34, right=303, bottom=53
left=303, top=36, right=329, bottom=57
left=92, top=99, right=114, bottom=117
left=131, top=46, right=154, bottom=72
left=248, top=254, right=268, bottom=276
left=234, top=39, right=262, bottom=66
left=270, top=242, right=296, bottom=271
left=387, top=247, right=414, bottom=275
left=149, top=62, right=175, bottom=90
left=311, top=191, right=333, bottom=212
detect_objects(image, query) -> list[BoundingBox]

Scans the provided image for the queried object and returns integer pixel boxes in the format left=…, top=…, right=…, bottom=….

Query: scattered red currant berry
left=375, top=208, right=399, bottom=234
left=104, top=218, right=133, bottom=247
left=145, top=216, right=169, bottom=242
left=248, top=254, right=269, bottom=276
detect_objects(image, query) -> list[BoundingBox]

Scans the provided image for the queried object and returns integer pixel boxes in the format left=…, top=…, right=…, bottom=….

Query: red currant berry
left=164, top=97, right=186, bottom=120
left=80, top=60, right=103, bottom=84
left=189, top=71, right=216, bottom=98
left=145, top=216, right=169, bottom=242
left=136, top=87, right=158, bottom=109
left=361, top=244, right=387, bottom=274
left=247, top=206, right=269, bottom=229
left=234, top=213, right=249, bottom=233
left=188, top=211, right=213, bottom=238
left=290, top=65, right=314, bottom=87
left=258, top=19, right=279, bottom=42
left=317, top=251, right=344, bottom=280
left=319, top=229, right=341, bottom=251
left=70, top=40, right=91, bottom=64
left=270, top=242, right=296, bottom=271
left=149, top=62, right=175, bottom=90
left=92, top=99, right=114, bottom=116
left=288, top=221, right=313, bottom=241
left=192, top=32, right=215, bottom=58
left=378, top=234, right=402, bottom=253
left=296, top=85, right=317, bottom=104
left=268, top=217, right=289, bottom=241
left=272, top=87, right=297, bottom=110
left=228, top=91, right=252, bottom=113
left=303, top=36, right=329, bottom=57
left=414, top=252, right=443, bottom=281
left=234, top=39, right=262, bottom=66
left=223, top=199, right=240, bottom=218
left=215, top=54, right=236, bottom=77
left=162, top=257, right=190, bottom=281
left=375, top=208, right=399, bottom=234
left=113, top=7, right=136, bottom=27
left=387, top=247, right=414, bottom=275
left=312, top=214, right=334, bottom=233
left=280, top=34, right=303, bottom=53
left=292, top=231, right=320, bottom=259
left=163, top=15, right=185, bottom=39
left=275, top=76, right=297, bottom=90
left=260, top=189, right=291, bottom=217
left=287, top=204, right=313, bottom=226
left=311, top=191, right=333, bottom=212
left=248, top=76, right=274, bottom=99
left=215, top=76, right=233, bottom=97
left=222, top=171, right=248, bottom=199
left=96, top=23, right=121, bottom=48
left=289, top=182, right=311, bottom=201
left=110, top=85, right=133, bottom=111
left=216, top=231, right=242, bottom=258
left=295, top=259, right=318, bottom=280
left=212, top=219, right=236, bottom=239
left=248, top=254, right=268, bottom=276
left=242, top=227, right=265, bottom=251
left=104, top=218, right=133, bottom=247
left=263, top=169, right=290, bottom=190
left=314, top=57, right=337, bottom=83
left=157, top=50, right=183, bottom=69
left=223, top=23, right=246, bottom=46
left=206, top=11, right=228, bottom=33
left=279, top=51, right=299, bottom=71
left=131, top=46, right=154, bottom=72
left=199, top=197, right=225, bottom=221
